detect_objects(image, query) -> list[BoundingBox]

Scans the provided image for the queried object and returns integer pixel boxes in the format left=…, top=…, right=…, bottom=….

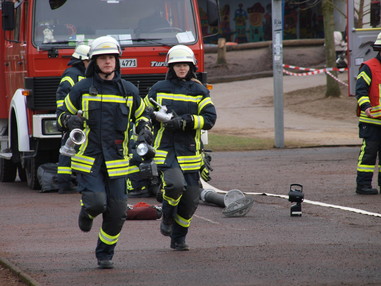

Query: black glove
left=164, top=116, right=185, bottom=131
left=63, top=114, right=85, bottom=131
left=200, top=165, right=211, bottom=182
left=200, top=151, right=213, bottom=182
left=137, top=128, right=154, bottom=145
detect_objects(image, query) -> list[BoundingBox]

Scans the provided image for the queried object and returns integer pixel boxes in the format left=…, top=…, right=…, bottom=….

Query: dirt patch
left=205, top=45, right=326, bottom=81
left=282, top=83, right=356, bottom=121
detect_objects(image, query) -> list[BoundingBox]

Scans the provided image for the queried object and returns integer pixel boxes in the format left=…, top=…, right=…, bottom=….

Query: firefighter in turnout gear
left=144, top=45, right=217, bottom=250
left=56, top=44, right=90, bottom=194
left=57, top=36, right=152, bottom=268
left=355, top=32, right=381, bottom=195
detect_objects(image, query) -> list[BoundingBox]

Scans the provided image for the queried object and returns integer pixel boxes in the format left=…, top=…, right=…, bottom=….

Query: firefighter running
left=55, top=44, right=90, bottom=194
left=355, top=32, right=381, bottom=195
left=57, top=36, right=152, bottom=268
left=144, top=45, right=217, bottom=250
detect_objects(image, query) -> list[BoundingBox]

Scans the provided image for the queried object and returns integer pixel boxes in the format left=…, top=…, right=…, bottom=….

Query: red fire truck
left=0, top=0, right=218, bottom=189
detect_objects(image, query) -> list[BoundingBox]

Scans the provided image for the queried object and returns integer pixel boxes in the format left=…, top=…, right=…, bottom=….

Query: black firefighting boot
left=78, top=207, right=93, bottom=232
left=160, top=201, right=175, bottom=237
left=96, top=238, right=115, bottom=269
left=170, top=223, right=189, bottom=251
left=356, top=185, right=378, bottom=195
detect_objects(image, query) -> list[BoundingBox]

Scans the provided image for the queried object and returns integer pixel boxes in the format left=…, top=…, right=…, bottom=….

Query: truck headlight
left=42, top=118, right=60, bottom=135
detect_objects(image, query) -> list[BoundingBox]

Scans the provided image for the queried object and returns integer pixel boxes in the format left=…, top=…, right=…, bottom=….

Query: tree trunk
left=216, top=38, right=227, bottom=66
left=322, top=0, right=341, bottom=97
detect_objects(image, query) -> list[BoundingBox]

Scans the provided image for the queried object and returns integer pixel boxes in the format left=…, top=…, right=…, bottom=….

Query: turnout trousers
left=160, top=158, right=201, bottom=239
left=357, top=123, right=381, bottom=188
left=356, top=138, right=381, bottom=187
left=76, top=163, right=128, bottom=261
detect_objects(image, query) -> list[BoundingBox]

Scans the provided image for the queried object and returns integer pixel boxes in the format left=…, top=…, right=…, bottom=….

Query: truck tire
left=25, top=156, right=41, bottom=190
left=24, top=149, right=56, bottom=190
left=0, top=158, right=17, bottom=182
left=9, top=116, right=26, bottom=182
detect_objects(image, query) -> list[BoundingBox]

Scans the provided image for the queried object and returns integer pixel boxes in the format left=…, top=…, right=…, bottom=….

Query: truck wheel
left=25, top=157, right=41, bottom=190
left=9, top=117, right=26, bottom=182
left=0, top=158, right=17, bottom=182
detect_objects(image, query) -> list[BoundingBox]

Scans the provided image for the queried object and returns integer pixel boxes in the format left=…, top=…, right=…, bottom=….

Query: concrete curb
left=0, top=257, right=40, bottom=286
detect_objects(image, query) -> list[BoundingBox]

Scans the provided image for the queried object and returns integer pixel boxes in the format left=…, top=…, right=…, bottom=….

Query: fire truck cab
left=0, top=0, right=218, bottom=189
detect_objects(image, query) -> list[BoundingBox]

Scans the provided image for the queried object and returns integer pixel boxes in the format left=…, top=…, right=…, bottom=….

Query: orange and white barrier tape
left=282, top=64, right=348, bottom=72
left=325, top=70, right=348, bottom=87
left=283, top=69, right=324, bottom=76
left=282, top=64, right=348, bottom=86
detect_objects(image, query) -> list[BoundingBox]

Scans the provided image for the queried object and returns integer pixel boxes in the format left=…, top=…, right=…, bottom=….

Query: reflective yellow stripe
left=99, top=228, right=120, bottom=245
left=56, top=99, right=64, bottom=108
left=101, top=95, right=127, bottom=103
left=157, top=92, right=203, bottom=103
left=357, top=141, right=365, bottom=164
left=57, top=166, right=72, bottom=175
left=195, top=129, right=201, bottom=151
left=358, top=96, right=370, bottom=106
left=357, top=141, right=375, bottom=172
left=357, top=164, right=375, bottom=172
left=108, top=168, right=129, bottom=177
left=71, top=154, right=95, bottom=173
left=144, top=96, right=154, bottom=108
left=57, top=113, right=66, bottom=128
left=192, top=115, right=204, bottom=129
left=81, top=94, right=127, bottom=103
left=177, top=155, right=202, bottom=171
left=357, top=71, right=371, bottom=85
left=105, top=159, right=129, bottom=177
left=163, top=192, right=182, bottom=206
left=106, top=159, right=129, bottom=168
left=135, top=99, right=146, bottom=118
left=153, top=126, right=165, bottom=149
left=154, top=149, right=168, bottom=165
left=359, top=113, right=381, bottom=125
left=370, top=105, right=381, bottom=118
left=71, top=162, right=91, bottom=173
left=60, top=76, right=75, bottom=86
left=174, top=213, right=192, bottom=228
left=64, top=96, right=79, bottom=115
left=127, top=165, right=140, bottom=174
left=198, top=97, right=213, bottom=113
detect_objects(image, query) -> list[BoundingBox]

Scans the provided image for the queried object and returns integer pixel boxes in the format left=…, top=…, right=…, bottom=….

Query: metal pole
left=272, top=0, right=284, bottom=148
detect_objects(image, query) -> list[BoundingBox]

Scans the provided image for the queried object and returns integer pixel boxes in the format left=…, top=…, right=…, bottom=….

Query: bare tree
left=322, top=0, right=341, bottom=97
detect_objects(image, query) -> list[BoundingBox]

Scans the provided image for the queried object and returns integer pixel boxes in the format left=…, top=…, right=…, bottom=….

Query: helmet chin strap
left=99, top=69, right=116, bottom=79
left=94, top=61, right=117, bottom=79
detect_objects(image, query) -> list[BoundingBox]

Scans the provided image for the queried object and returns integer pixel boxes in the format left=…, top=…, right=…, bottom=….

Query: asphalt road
left=1, top=146, right=381, bottom=286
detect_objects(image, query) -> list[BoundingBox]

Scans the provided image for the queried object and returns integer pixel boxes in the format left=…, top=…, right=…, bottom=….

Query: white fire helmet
left=166, top=45, right=196, bottom=65
left=72, top=44, right=90, bottom=60
left=89, top=36, right=122, bottom=59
